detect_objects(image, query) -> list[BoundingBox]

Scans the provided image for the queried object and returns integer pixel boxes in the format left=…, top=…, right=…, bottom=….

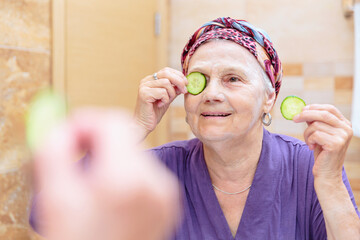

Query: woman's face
left=184, top=40, right=274, bottom=143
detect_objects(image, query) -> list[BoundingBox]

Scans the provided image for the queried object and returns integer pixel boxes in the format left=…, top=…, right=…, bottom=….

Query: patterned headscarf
left=181, top=17, right=282, bottom=99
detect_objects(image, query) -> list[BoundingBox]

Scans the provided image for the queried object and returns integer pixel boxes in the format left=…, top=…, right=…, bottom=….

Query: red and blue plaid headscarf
left=181, top=17, right=283, bottom=99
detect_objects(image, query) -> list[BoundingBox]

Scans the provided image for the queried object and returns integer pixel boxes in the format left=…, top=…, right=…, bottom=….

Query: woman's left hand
left=293, top=104, right=353, bottom=182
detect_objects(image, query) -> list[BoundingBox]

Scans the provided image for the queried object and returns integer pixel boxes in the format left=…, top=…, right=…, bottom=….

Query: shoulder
left=265, top=130, right=313, bottom=162
left=263, top=130, right=314, bottom=182
left=151, top=138, right=201, bottom=153
left=266, top=130, right=307, bottom=149
left=149, top=138, right=201, bottom=170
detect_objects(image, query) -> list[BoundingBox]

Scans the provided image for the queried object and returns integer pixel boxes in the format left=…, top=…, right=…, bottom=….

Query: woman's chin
left=195, top=129, right=234, bottom=143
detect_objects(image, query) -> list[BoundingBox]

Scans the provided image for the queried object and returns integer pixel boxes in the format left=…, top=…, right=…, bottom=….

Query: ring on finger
left=153, top=72, right=158, bottom=80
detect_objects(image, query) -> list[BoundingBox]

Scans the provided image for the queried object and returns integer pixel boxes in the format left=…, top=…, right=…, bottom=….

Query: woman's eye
left=229, top=77, right=241, bottom=82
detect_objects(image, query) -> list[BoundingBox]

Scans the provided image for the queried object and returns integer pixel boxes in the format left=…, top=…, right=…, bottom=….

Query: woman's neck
left=202, top=126, right=264, bottom=188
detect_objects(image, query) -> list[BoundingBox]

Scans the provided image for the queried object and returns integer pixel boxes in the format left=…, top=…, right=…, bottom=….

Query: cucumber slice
left=186, top=72, right=206, bottom=95
left=280, top=96, right=306, bottom=120
left=26, top=89, right=67, bottom=151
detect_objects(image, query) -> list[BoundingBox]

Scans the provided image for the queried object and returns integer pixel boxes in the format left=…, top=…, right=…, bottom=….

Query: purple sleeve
left=310, top=167, right=360, bottom=239
left=148, top=143, right=188, bottom=177
left=29, top=194, right=41, bottom=233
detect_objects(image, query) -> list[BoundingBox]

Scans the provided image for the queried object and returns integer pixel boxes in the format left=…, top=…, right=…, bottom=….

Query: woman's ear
left=263, top=91, right=276, bottom=113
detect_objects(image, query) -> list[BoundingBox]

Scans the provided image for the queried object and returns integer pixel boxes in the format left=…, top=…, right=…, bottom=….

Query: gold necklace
left=212, top=184, right=252, bottom=195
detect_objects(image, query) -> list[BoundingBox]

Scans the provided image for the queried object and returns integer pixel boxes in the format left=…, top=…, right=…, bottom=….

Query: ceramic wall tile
left=246, top=0, right=354, bottom=63
left=303, top=62, right=334, bottom=77
left=304, top=77, right=334, bottom=91
left=334, top=90, right=353, bottom=104
left=0, top=1, right=50, bottom=237
left=283, top=63, right=303, bottom=76
left=335, top=76, right=353, bottom=90
left=281, top=76, right=304, bottom=91
left=0, top=49, right=50, bottom=171
left=334, top=61, right=354, bottom=76
left=335, top=104, right=352, bottom=120
left=0, top=0, right=50, bottom=50
left=304, top=90, right=334, bottom=104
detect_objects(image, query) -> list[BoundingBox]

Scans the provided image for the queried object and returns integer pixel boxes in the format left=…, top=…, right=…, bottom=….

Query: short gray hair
left=261, top=70, right=275, bottom=95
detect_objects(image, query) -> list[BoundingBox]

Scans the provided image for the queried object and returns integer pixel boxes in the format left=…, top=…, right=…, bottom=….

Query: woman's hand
left=134, top=67, right=188, bottom=139
left=293, top=105, right=360, bottom=239
left=34, top=109, right=181, bottom=240
left=293, top=104, right=353, bottom=182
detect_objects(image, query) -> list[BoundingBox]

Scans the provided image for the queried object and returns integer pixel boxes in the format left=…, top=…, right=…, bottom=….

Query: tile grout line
left=0, top=167, right=22, bottom=174
left=0, top=44, right=50, bottom=54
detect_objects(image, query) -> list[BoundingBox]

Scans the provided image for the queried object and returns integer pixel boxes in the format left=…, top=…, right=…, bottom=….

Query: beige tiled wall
left=167, top=0, right=360, bottom=204
left=0, top=0, right=50, bottom=239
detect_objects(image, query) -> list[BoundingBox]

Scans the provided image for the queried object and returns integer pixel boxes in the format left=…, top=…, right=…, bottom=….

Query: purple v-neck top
left=150, top=129, right=359, bottom=240
left=30, top=129, right=359, bottom=239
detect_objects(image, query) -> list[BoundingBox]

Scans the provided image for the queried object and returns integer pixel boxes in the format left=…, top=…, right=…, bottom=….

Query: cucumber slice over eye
left=280, top=96, right=306, bottom=120
left=186, top=72, right=206, bottom=95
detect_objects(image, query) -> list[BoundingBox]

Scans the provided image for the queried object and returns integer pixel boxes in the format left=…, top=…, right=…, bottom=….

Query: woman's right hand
left=134, top=67, right=188, bottom=139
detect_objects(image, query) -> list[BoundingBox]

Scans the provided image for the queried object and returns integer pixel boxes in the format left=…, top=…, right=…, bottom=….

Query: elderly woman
left=31, top=17, right=359, bottom=240
left=134, top=17, right=360, bottom=239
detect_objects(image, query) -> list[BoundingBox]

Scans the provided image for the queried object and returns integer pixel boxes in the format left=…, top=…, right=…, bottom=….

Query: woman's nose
left=202, top=79, right=225, bottom=103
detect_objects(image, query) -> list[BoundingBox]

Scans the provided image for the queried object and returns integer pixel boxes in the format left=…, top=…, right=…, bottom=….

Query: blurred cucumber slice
left=26, top=89, right=66, bottom=151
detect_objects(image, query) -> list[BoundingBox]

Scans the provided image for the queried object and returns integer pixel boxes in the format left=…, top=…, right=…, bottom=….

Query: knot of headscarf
left=181, top=17, right=282, bottom=99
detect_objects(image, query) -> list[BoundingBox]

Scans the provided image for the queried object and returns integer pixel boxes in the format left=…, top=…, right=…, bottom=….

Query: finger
left=157, top=68, right=188, bottom=94
left=34, top=119, right=92, bottom=237
left=293, top=109, right=346, bottom=128
left=169, top=68, right=189, bottom=85
left=140, top=75, right=155, bottom=84
left=67, top=110, right=141, bottom=192
left=69, top=109, right=138, bottom=167
left=307, top=130, right=331, bottom=149
left=144, top=78, right=177, bottom=101
left=140, top=86, right=171, bottom=106
left=35, top=121, right=80, bottom=189
left=160, top=67, right=188, bottom=84
left=307, top=129, right=347, bottom=153
left=70, top=109, right=180, bottom=208
left=303, top=121, right=341, bottom=149
left=302, top=104, right=350, bottom=123
left=152, top=88, right=170, bottom=107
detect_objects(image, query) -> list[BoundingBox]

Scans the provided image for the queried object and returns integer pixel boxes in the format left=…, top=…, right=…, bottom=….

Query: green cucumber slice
left=26, top=89, right=67, bottom=151
left=186, top=72, right=206, bottom=95
left=280, top=96, right=306, bottom=120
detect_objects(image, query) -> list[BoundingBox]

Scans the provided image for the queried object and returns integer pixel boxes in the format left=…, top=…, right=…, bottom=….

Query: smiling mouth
left=201, top=113, right=232, bottom=117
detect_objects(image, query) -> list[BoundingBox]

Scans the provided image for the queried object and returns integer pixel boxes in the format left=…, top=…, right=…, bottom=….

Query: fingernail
left=183, top=86, right=188, bottom=93
left=302, top=105, right=309, bottom=111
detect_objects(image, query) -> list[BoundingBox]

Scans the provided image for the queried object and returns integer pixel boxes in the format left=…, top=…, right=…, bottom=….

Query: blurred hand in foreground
left=34, top=109, right=181, bottom=240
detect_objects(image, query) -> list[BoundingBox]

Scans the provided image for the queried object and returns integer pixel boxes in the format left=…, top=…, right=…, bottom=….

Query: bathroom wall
left=0, top=0, right=49, bottom=239
left=167, top=0, right=360, bottom=204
